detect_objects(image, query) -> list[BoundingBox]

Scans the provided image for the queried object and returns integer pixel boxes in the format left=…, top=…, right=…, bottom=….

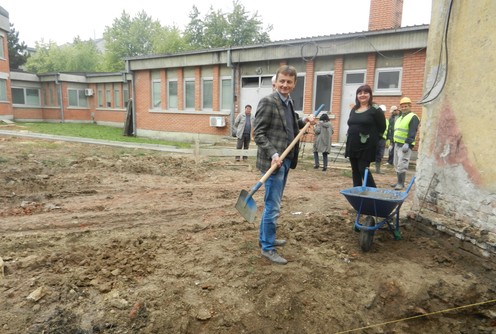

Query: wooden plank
left=198, top=148, right=257, bottom=157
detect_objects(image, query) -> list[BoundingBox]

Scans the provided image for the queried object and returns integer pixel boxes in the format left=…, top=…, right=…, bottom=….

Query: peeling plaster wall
left=415, top=0, right=496, bottom=257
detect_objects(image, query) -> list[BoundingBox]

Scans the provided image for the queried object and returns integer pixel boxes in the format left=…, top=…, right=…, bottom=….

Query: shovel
left=235, top=104, right=325, bottom=223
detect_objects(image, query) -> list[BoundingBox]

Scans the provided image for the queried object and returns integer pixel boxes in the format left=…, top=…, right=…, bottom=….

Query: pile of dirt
left=1, top=135, right=495, bottom=334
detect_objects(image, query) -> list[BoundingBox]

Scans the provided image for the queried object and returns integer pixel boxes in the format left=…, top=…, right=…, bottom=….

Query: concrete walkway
left=0, top=129, right=254, bottom=157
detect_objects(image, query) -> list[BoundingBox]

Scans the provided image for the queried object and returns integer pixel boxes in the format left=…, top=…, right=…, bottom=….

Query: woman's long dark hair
left=352, top=84, right=374, bottom=110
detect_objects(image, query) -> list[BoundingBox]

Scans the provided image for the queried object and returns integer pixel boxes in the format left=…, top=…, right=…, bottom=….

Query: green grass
left=16, top=122, right=191, bottom=148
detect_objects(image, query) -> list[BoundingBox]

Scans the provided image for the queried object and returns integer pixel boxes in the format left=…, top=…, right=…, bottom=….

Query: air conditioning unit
left=209, top=116, right=226, bottom=127
left=84, top=88, right=94, bottom=96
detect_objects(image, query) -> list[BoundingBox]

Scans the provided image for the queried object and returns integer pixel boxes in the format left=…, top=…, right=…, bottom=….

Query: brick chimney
left=368, top=0, right=403, bottom=31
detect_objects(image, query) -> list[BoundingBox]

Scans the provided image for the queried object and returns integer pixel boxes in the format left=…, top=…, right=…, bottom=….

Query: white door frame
left=339, top=70, right=366, bottom=142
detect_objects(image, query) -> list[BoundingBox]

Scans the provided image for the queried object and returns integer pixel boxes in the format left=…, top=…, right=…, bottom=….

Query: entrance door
left=339, top=71, right=366, bottom=142
left=240, top=76, right=272, bottom=116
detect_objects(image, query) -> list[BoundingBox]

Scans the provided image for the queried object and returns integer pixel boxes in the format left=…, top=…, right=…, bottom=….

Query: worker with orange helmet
left=390, top=97, right=420, bottom=190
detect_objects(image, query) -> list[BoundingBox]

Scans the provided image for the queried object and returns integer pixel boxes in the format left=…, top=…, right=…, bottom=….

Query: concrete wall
left=415, top=0, right=496, bottom=257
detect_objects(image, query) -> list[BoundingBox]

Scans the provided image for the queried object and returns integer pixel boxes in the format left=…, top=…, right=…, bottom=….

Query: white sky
left=2, top=0, right=432, bottom=47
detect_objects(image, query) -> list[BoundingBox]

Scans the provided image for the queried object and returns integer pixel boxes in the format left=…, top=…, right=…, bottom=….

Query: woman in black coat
left=345, top=84, right=386, bottom=187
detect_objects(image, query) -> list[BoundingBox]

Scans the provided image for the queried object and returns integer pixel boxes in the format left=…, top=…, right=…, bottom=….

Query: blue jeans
left=259, top=158, right=291, bottom=251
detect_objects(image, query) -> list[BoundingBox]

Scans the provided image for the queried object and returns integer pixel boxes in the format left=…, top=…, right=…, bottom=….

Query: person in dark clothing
left=386, top=105, right=399, bottom=165
left=344, top=84, right=387, bottom=188
left=374, top=104, right=388, bottom=174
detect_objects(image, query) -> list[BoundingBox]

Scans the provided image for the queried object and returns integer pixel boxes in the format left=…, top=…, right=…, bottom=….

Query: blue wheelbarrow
left=340, top=168, right=415, bottom=252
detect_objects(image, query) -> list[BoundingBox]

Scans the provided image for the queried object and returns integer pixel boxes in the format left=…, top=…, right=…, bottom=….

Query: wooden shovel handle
left=258, top=121, right=312, bottom=185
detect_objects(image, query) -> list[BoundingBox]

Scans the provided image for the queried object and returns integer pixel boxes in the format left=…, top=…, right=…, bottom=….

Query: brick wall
left=0, top=27, right=13, bottom=117
left=369, top=0, right=403, bottom=30
left=331, top=57, right=344, bottom=143
left=133, top=69, right=228, bottom=137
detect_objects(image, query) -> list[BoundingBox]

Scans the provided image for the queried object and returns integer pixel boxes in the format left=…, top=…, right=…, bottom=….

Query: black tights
left=349, top=157, right=376, bottom=187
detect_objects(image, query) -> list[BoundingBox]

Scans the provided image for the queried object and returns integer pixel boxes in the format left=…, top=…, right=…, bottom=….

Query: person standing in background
left=234, top=104, right=254, bottom=162
left=390, top=97, right=420, bottom=190
left=374, top=105, right=388, bottom=174
left=313, top=113, right=334, bottom=171
left=344, top=84, right=386, bottom=188
left=386, top=105, right=399, bottom=166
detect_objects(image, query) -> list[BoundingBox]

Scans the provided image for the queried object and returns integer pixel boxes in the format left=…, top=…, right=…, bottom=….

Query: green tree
left=25, top=38, right=102, bottom=73
left=7, top=23, right=28, bottom=70
left=185, top=0, right=272, bottom=49
left=152, top=25, right=191, bottom=55
left=102, top=10, right=164, bottom=71
left=184, top=6, right=204, bottom=48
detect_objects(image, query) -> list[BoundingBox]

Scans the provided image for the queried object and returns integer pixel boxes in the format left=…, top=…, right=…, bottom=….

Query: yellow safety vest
left=382, top=119, right=389, bottom=140
left=394, top=112, right=418, bottom=145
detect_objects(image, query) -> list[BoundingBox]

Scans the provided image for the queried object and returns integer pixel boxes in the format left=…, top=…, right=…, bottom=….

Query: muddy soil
left=1, top=134, right=495, bottom=334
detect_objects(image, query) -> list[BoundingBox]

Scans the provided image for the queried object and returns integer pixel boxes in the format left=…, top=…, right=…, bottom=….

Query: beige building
left=414, top=0, right=496, bottom=259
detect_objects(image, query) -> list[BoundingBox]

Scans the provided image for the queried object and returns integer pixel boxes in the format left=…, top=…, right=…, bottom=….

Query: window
left=185, top=80, right=195, bottom=110
left=168, top=80, right=178, bottom=109
left=346, top=72, right=365, bottom=84
left=261, top=76, right=273, bottom=88
left=68, top=89, right=88, bottom=107
left=241, top=77, right=259, bottom=88
left=152, top=79, right=161, bottom=109
left=0, top=80, right=6, bottom=101
left=220, top=78, right=232, bottom=110
left=202, top=79, right=213, bottom=109
left=123, top=87, right=129, bottom=108
left=374, top=68, right=402, bottom=94
left=314, top=73, right=332, bottom=113
left=106, top=87, right=111, bottom=107
left=0, top=36, right=4, bottom=59
left=97, top=89, right=103, bottom=107
left=291, top=75, right=305, bottom=112
left=12, top=87, right=41, bottom=106
left=114, top=88, right=121, bottom=108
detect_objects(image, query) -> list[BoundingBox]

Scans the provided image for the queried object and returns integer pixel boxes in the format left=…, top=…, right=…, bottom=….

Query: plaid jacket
left=254, top=92, right=305, bottom=173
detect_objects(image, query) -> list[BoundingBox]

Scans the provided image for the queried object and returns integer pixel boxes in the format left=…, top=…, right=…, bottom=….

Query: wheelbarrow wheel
left=359, top=216, right=375, bottom=252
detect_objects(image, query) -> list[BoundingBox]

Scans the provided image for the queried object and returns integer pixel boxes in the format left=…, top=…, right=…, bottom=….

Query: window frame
left=0, top=36, right=4, bottom=59
left=313, top=71, right=333, bottom=114
left=184, top=79, right=195, bottom=110
left=11, top=86, right=41, bottom=106
left=220, top=77, right=232, bottom=111
left=201, top=77, right=213, bottom=110
left=374, top=67, right=402, bottom=95
left=0, top=79, right=6, bottom=101
left=114, top=87, right=121, bottom=108
left=151, top=77, right=161, bottom=109
left=67, top=88, right=88, bottom=108
left=167, top=80, right=178, bottom=110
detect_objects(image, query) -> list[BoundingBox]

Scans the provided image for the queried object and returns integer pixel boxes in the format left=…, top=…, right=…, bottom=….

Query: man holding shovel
left=254, top=65, right=316, bottom=265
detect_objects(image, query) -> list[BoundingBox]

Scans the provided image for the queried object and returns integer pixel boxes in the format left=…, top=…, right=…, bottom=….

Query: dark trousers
left=313, top=152, right=328, bottom=168
left=349, top=157, right=376, bottom=188
left=375, top=139, right=386, bottom=163
left=387, top=143, right=395, bottom=164
left=235, top=134, right=251, bottom=160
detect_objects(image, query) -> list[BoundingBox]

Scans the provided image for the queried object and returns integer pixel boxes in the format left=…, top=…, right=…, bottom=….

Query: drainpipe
left=55, top=73, right=65, bottom=122
left=126, top=59, right=136, bottom=136
left=227, top=48, right=236, bottom=132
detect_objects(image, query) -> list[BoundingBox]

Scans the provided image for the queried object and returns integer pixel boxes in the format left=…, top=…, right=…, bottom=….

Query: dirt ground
left=1, top=133, right=496, bottom=334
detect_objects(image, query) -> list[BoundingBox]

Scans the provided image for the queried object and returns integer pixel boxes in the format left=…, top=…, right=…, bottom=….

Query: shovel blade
left=235, top=189, right=258, bottom=223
